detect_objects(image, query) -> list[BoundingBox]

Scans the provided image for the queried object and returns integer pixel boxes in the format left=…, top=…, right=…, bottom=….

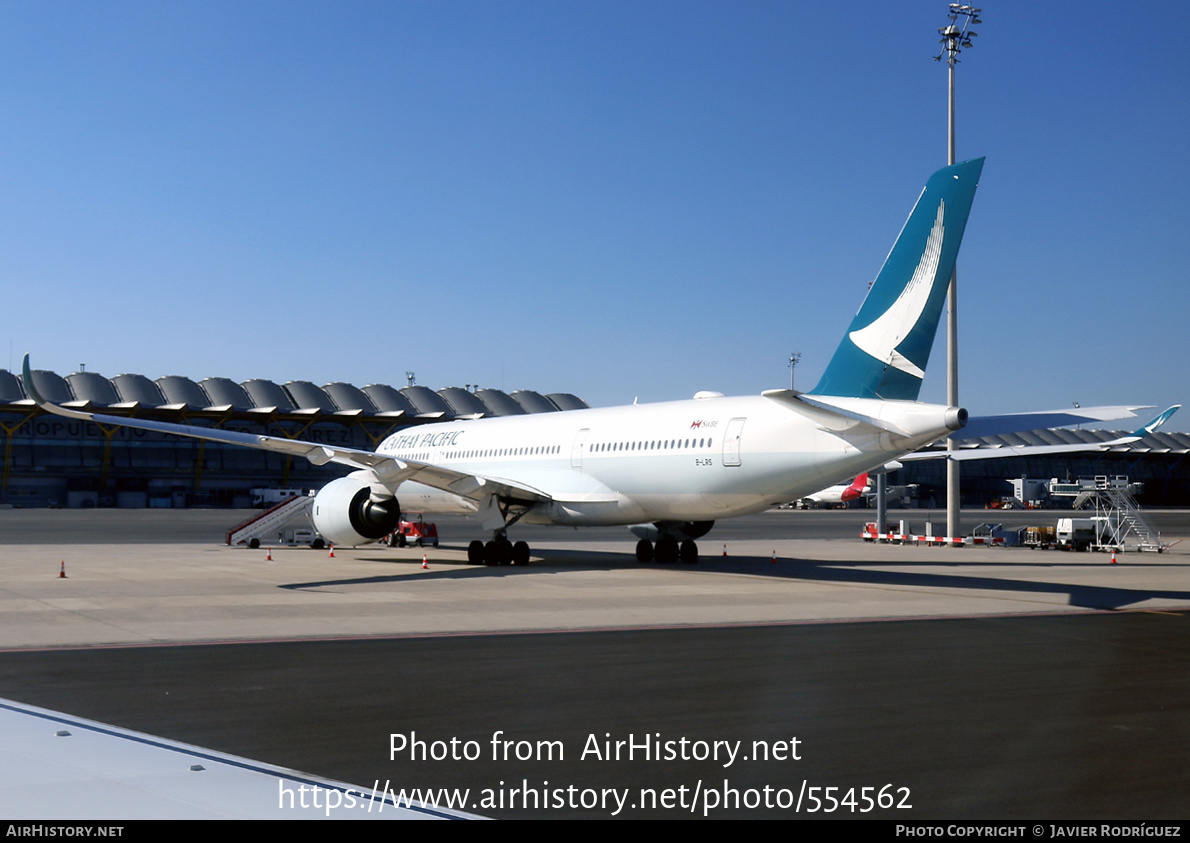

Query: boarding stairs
left=1052, top=475, right=1164, bottom=553
left=226, top=492, right=316, bottom=547
left=1098, top=482, right=1164, bottom=552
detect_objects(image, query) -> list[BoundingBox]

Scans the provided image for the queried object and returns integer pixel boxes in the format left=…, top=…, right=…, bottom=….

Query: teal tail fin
left=810, top=158, right=985, bottom=401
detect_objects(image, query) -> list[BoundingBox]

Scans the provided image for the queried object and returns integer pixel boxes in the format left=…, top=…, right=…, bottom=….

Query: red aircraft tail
left=841, top=473, right=870, bottom=502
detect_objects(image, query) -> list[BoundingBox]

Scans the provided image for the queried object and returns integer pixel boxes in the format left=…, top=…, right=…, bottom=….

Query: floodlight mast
left=934, top=3, right=981, bottom=540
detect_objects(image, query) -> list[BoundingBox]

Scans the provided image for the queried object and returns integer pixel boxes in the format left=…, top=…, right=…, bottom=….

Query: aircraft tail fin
left=810, top=158, right=984, bottom=401
left=841, top=473, right=869, bottom=503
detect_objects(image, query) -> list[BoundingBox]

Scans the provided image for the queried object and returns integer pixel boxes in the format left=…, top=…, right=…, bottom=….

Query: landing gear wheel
left=468, top=540, right=485, bottom=565
left=635, top=539, right=654, bottom=563
left=486, top=538, right=513, bottom=566
left=680, top=540, right=699, bottom=564
left=512, top=541, right=531, bottom=566
left=655, top=536, right=679, bottom=564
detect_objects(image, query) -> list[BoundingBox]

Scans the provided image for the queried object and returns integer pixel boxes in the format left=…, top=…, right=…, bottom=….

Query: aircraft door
left=722, top=417, right=746, bottom=466
left=571, top=428, right=589, bottom=468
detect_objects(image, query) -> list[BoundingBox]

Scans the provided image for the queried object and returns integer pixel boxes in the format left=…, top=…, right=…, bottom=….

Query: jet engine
left=312, top=472, right=402, bottom=547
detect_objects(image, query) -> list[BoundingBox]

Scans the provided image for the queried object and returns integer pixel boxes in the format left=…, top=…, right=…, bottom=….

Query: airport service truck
left=1055, top=517, right=1119, bottom=551
left=250, top=488, right=306, bottom=507
left=386, top=517, right=440, bottom=548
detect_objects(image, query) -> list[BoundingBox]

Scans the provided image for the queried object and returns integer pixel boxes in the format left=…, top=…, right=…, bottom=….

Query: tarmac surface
left=0, top=508, right=1188, bottom=819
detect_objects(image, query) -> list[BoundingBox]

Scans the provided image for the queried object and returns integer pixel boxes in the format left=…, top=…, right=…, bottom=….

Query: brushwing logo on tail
left=847, top=199, right=946, bottom=379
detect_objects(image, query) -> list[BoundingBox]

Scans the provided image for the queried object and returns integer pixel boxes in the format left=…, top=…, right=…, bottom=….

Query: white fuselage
left=378, top=392, right=959, bottom=527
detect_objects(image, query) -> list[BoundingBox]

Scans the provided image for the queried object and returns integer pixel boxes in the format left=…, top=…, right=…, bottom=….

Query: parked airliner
left=798, top=474, right=871, bottom=509
left=23, top=157, right=1149, bottom=571
left=26, top=157, right=1171, bottom=564
left=25, top=159, right=986, bottom=562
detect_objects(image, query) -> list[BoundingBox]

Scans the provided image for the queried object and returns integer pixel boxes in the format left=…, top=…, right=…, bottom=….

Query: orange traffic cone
left=329, top=544, right=335, bottom=558
left=267, top=547, right=272, bottom=561
left=422, top=554, right=429, bottom=570
left=59, top=560, right=67, bottom=579
left=771, top=550, right=777, bottom=564
left=1111, top=549, right=1117, bottom=565
left=722, top=544, right=727, bottom=557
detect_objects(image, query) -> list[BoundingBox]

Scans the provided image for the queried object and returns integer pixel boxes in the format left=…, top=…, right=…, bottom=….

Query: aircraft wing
left=903, top=405, right=1180, bottom=462
left=958, top=405, right=1154, bottom=439
left=21, top=355, right=552, bottom=505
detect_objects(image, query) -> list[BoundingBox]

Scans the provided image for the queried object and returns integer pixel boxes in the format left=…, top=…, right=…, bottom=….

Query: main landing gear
left=634, top=537, right=699, bottom=564
left=467, top=534, right=531, bottom=566
left=466, top=500, right=535, bottom=566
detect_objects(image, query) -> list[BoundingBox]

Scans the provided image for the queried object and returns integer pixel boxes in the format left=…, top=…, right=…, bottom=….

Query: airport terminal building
left=2, top=366, right=1187, bottom=508
left=0, top=366, right=587, bottom=509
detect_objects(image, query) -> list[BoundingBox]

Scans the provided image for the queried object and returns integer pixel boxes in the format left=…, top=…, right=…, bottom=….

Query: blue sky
left=3, top=2, right=1187, bottom=429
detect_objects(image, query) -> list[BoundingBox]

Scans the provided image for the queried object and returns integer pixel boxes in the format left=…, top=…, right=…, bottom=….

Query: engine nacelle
left=312, top=473, right=402, bottom=547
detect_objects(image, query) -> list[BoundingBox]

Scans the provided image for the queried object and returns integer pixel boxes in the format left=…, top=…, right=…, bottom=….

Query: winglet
left=1123, top=405, right=1180, bottom=442
left=21, top=354, right=40, bottom=403
left=23, top=354, right=92, bottom=421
